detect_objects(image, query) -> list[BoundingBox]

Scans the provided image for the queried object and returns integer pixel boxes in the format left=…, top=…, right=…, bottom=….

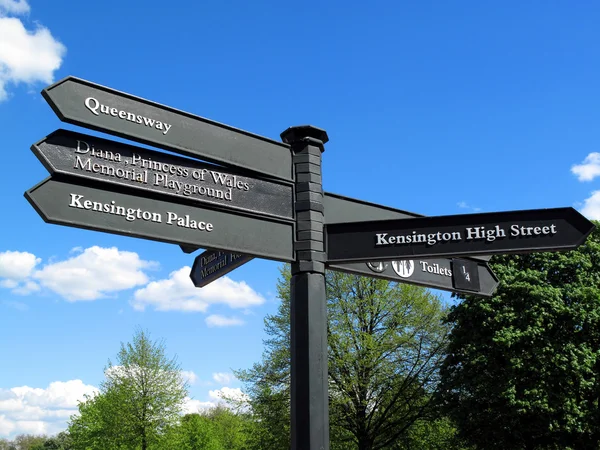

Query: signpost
left=326, top=208, right=595, bottom=263
left=25, top=75, right=596, bottom=450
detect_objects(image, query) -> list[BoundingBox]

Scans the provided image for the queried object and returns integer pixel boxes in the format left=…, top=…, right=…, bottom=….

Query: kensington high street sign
left=326, top=208, right=594, bottom=263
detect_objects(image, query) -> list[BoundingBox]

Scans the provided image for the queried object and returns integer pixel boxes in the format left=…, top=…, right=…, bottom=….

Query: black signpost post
left=25, top=76, right=596, bottom=450
left=281, top=126, right=329, bottom=450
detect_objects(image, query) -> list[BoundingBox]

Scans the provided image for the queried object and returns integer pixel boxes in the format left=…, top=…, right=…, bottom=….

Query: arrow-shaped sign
left=322, top=193, right=493, bottom=262
left=327, top=258, right=498, bottom=297
left=25, top=177, right=294, bottom=262
left=326, top=207, right=595, bottom=263
left=42, top=77, right=292, bottom=181
left=31, top=129, right=294, bottom=222
left=190, top=250, right=253, bottom=287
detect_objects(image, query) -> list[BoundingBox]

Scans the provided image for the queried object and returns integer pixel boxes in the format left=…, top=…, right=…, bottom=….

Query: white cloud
left=12, top=280, right=40, bottom=295
left=2, top=300, right=28, bottom=311
left=457, top=201, right=481, bottom=212
left=572, top=153, right=600, bottom=182
left=205, top=315, right=244, bottom=327
left=0, top=251, right=41, bottom=296
left=181, top=371, right=198, bottom=385
left=580, top=190, right=600, bottom=220
left=0, top=279, right=17, bottom=289
left=0, top=13, right=65, bottom=101
left=212, top=372, right=235, bottom=385
left=0, top=0, right=30, bottom=15
left=208, top=387, right=249, bottom=410
left=0, top=251, right=40, bottom=280
left=0, top=380, right=98, bottom=438
left=182, top=397, right=217, bottom=415
left=34, top=246, right=156, bottom=301
left=132, top=267, right=264, bottom=313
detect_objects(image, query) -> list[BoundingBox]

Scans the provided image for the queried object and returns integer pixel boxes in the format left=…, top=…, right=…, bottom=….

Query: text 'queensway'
left=84, top=97, right=172, bottom=135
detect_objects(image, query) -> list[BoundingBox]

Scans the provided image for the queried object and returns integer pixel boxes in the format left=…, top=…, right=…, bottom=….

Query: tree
left=68, top=329, right=188, bottom=450
left=439, top=222, right=600, bottom=449
left=162, top=413, right=221, bottom=450
left=236, top=266, right=452, bottom=450
left=0, top=438, right=15, bottom=450
left=11, top=435, right=46, bottom=450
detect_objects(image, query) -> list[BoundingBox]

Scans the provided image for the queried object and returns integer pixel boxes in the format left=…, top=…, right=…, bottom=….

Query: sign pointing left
left=42, top=77, right=293, bottom=181
left=25, top=177, right=294, bottom=262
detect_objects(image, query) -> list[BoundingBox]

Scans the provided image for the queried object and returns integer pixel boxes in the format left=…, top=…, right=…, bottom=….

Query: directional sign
left=323, top=192, right=491, bottom=262
left=42, top=77, right=292, bottom=181
left=190, top=250, right=253, bottom=287
left=326, top=207, right=595, bottom=263
left=25, top=177, right=294, bottom=262
left=327, top=258, right=498, bottom=297
left=31, top=129, right=294, bottom=221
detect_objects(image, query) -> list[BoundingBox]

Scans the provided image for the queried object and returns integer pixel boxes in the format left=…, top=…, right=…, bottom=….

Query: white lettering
left=82, top=99, right=172, bottom=134
left=69, top=194, right=84, bottom=208
left=376, top=233, right=389, bottom=245
left=75, top=140, right=90, bottom=154
left=84, top=97, right=100, bottom=115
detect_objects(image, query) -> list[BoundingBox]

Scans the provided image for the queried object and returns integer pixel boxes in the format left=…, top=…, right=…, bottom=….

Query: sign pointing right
left=326, top=207, right=595, bottom=263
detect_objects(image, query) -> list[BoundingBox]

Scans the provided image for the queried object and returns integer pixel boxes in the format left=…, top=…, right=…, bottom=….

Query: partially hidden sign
left=328, top=258, right=497, bottom=297
left=190, top=250, right=253, bottom=287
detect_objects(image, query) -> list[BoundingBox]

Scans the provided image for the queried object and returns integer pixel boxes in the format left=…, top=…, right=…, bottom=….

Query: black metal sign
left=328, top=257, right=497, bottom=297
left=323, top=192, right=491, bottom=262
left=190, top=250, right=253, bottom=287
left=42, top=77, right=293, bottom=181
left=25, top=177, right=294, bottom=262
left=32, top=129, right=293, bottom=222
left=326, top=207, right=595, bottom=263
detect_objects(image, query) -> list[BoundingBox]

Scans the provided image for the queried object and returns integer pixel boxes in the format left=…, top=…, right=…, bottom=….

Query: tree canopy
left=236, top=267, right=455, bottom=450
left=439, top=221, right=600, bottom=449
left=68, top=329, right=188, bottom=450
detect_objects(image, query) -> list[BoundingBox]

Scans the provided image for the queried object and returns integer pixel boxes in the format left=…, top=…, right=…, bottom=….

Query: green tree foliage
left=237, top=267, right=453, bottom=450
left=0, top=433, right=73, bottom=450
left=204, top=406, right=249, bottom=450
left=161, top=408, right=252, bottom=450
left=162, top=413, right=221, bottom=450
left=439, top=222, right=600, bottom=450
left=68, top=329, right=188, bottom=450
left=10, top=434, right=46, bottom=450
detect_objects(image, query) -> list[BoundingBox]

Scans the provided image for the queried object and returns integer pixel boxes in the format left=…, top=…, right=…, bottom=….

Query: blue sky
left=1, top=0, right=600, bottom=437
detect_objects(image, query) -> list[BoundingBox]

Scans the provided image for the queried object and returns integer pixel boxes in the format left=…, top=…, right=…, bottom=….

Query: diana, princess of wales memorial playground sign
left=25, top=75, right=595, bottom=450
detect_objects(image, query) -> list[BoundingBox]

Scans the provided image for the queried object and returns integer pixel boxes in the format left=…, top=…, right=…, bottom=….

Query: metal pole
left=281, top=125, right=329, bottom=450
